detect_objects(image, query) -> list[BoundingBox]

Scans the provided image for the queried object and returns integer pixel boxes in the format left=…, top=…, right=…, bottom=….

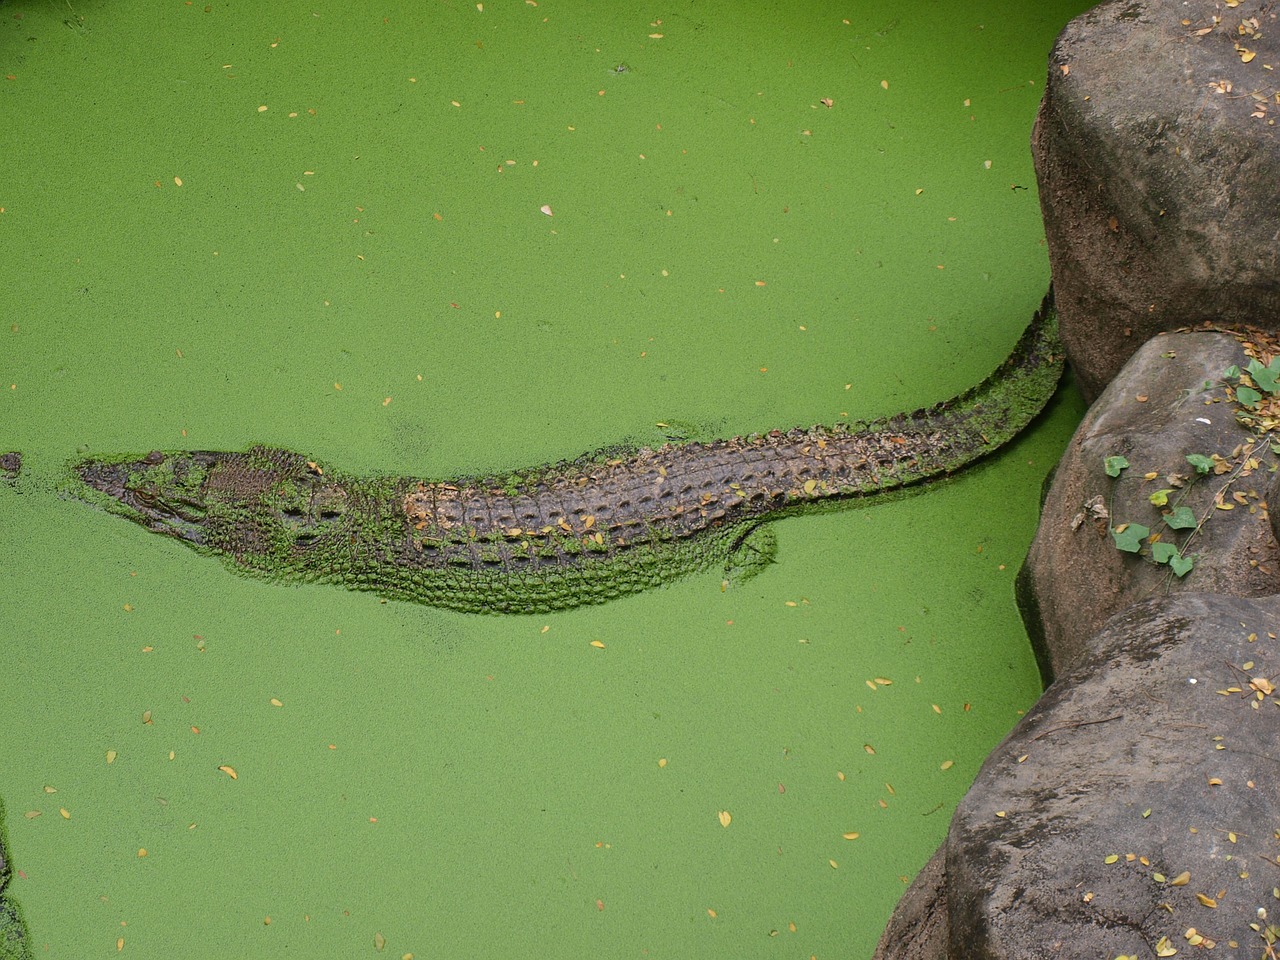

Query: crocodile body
left=75, top=297, right=1063, bottom=614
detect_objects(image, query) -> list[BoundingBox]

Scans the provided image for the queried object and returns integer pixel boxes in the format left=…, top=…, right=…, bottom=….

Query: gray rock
left=947, top=593, right=1280, bottom=960
left=873, top=845, right=948, bottom=960
left=1032, top=0, right=1280, bottom=402
left=1017, top=329, right=1280, bottom=680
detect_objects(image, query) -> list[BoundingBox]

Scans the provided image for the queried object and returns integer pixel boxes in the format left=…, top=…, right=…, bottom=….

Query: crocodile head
left=78, top=450, right=217, bottom=543
left=77, top=447, right=352, bottom=562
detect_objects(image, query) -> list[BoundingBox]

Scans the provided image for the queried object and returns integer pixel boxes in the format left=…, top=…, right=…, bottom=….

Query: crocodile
left=73, top=296, right=1064, bottom=614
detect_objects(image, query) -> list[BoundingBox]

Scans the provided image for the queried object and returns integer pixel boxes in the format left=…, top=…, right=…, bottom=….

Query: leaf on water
left=718, top=810, right=732, bottom=828
left=218, top=765, right=238, bottom=780
left=375, top=932, right=387, bottom=951
left=842, top=832, right=860, bottom=840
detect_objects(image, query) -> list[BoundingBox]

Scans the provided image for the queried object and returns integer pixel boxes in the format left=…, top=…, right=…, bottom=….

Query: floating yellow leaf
left=270, top=698, right=283, bottom=708
left=142, top=710, right=152, bottom=725
left=218, top=765, right=238, bottom=780
left=658, top=758, right=667, bottom=768
left=864, top=744, right=876, bottom=755
left=106, top=750, right=117, bottom=764
left=375, top=932, right=387, bottom=951
left=718, top=810, right=732, bottom=828
left=43, top=785, right=56, bottom=794
left=117, top=937, right=124, bottom=951
left=590, top=640, right=605, bottom=649
left=874, top=677, right=892, bottom=686
left=842, top=832, right=860, bottom=840
left=59, top=808, right=70, bottom=819
left=940, top=760, right=954, bottom=770
left=137, top=848, right=147, bottom=858
left=707, top=909, right=717, bottom=919
left=829, top=859, right=838, bottom=869
left=23, top=811, right=39, bottom=820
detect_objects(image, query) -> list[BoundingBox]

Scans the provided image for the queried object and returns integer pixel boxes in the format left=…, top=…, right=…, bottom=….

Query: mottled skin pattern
left=75, top=298, right=1063, bottom=614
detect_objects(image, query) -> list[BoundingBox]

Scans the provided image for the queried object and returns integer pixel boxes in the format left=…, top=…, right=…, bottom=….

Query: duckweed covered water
left=1, top=1, right=1091, bottom=956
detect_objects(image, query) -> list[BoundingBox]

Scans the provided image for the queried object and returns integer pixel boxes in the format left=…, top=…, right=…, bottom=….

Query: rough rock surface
left=1017, top=329, right=1280, bottom=681
left=873, top=846, right=948, bottom=960
left=1032, top=0, right=1280, bottom=402
left=948, top=593, right=1280, bottom=960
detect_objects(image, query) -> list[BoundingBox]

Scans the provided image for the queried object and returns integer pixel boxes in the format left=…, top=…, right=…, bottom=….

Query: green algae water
left=1, top=1, right=1091, bottom=957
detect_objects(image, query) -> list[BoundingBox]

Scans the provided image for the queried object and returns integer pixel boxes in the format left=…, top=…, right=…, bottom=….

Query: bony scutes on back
left=71, top=297, right=1062, bottom=613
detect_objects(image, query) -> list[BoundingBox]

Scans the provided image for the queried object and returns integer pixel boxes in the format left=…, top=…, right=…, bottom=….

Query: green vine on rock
left=1104, top=330, right=1280, bottom=581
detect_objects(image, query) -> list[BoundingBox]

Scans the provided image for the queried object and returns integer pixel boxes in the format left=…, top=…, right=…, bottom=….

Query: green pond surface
left=1, top=1, right=1091, bottom=956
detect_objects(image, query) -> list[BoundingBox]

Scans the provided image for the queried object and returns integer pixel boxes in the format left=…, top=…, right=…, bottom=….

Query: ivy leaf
left=1236, top=385, right=1262, bottom=407
left=1151, top=542, right=1178, bottom=565
left=1247, top=357, right=1280, bottom=394
left=1169, top=553, right=1195, bottom=577
left=1164, top=506, right=1198, bottom=529
left=1111, top=523, right=1150, bottom=553
left=1148, top=489, right=1173, bottom=507
left=1223, top=364, right=1241, bottom=381
left=1104, top=456, right=1130, bottom=478
left=1185, top=453, right=1213, bottom=474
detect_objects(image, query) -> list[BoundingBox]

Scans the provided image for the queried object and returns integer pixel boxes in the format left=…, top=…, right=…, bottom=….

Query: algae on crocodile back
left=72, top=297, right=1063, bottom=615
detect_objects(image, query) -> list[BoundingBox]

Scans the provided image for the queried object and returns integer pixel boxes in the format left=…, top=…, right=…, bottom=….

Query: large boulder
left=1017, top=329, right=1280, bottom=681
left=1032, top=0, right=1280, bottom=402
left=947, top=593, right=1280, bottom=960
left=873, top=846, right=947, bottom=960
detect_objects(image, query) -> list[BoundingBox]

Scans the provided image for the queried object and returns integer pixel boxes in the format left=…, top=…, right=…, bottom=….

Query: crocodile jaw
left=78, top=453, right=209, bottom=544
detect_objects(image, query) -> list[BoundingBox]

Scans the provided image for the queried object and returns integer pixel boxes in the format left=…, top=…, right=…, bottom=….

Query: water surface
left=1, top=1, right=1090, bottom=956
